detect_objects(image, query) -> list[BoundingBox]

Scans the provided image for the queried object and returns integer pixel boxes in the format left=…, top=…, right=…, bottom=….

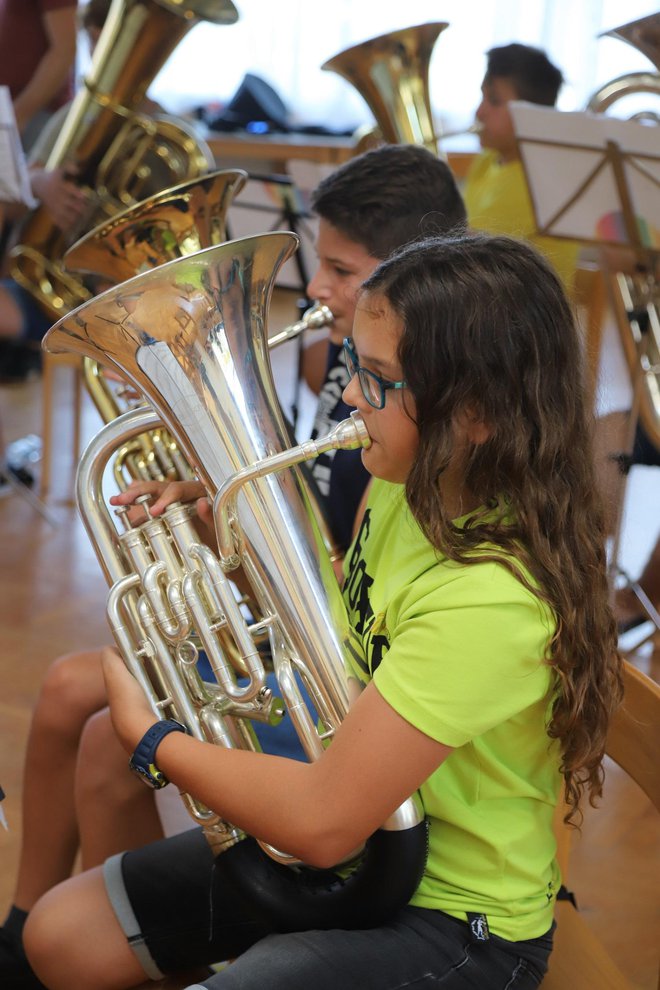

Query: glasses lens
left=359, top=370, right=383, bottom=409
left=343, top=339, right=358, bottom=378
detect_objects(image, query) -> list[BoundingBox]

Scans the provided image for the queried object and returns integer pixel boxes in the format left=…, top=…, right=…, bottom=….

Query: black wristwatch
left=128, top=720, right=188, bottom=789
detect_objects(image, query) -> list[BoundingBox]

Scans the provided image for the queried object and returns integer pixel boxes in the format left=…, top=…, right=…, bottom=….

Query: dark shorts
left=1, top=278, right=51, bottom=343
left=632, top=423, right=660, bottom=467
left=104, top=828, right=553, bottom=989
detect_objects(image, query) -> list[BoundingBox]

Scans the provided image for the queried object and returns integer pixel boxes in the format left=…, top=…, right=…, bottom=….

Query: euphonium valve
left=43, top=231, right=428, bottom=929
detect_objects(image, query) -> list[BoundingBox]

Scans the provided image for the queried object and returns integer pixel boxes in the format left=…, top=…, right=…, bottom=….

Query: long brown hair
left=363, top=233, right=623, bottom=823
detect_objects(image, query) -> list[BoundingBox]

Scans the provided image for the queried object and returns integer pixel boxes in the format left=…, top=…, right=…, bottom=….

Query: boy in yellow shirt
left=463, top=43, right=579, bottom=293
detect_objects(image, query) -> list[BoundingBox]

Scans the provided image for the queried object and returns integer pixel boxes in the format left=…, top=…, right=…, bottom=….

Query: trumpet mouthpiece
left=440, top=122, right=483, bottom=140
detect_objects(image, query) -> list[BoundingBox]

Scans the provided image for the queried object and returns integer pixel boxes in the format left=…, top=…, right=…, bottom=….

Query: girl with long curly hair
left=24, top=233, right=622, bottom=990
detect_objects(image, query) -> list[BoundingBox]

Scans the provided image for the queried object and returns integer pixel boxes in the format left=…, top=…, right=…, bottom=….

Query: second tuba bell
left=322, top=23, right=449, bottom=154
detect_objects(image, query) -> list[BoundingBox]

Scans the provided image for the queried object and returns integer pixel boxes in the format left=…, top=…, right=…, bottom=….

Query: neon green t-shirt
left=342, top=480, right=562, bottom=941
left=463, top=149, right=579, bottom=295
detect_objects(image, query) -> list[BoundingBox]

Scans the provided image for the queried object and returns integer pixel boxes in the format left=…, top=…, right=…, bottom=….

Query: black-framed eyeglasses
left=342, top=337, right=407, bottom=409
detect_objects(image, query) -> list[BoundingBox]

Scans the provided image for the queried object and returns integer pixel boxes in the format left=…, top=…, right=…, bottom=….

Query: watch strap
left=129, top=719, right=187, bottom=789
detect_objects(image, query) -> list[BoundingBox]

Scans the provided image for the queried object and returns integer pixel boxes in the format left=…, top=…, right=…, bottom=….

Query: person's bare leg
left=24, top=869, right=212, bottom=990
left=24, top=868, right=150, bottom=990
left=0, top=284, right=25, bottom=338
left=13, top=648, right=108, bottom=910
left=75, top=707, right=163, bottom=870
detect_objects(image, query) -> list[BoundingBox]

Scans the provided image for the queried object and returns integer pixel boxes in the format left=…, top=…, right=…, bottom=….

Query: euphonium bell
left=61, top=169, right=332, bottom=486
left=63, top=168, right=248, bottom=284
left=322, top=22, right=449, bottom=154
left=43, top=231, right=427, bottom=929
left=62, top=169, right=248, bottom=487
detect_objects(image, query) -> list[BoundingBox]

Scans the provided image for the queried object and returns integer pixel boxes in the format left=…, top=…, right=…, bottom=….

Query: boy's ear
left=454, top=406, right=492, bottom=445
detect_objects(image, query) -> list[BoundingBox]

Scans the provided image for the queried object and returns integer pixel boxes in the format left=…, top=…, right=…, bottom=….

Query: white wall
left=77, top=1, right=660, bottom=149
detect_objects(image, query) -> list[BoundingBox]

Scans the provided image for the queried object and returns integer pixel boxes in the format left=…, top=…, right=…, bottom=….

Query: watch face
left=129, top=760, right=168, bottom=790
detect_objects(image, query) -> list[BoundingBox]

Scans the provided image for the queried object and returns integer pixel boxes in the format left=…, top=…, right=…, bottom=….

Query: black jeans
left=196, top=909, right=553, bottom=989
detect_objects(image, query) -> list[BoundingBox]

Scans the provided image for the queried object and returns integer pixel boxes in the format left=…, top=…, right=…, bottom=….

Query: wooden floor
left=0, top=288, right=658, bottom=988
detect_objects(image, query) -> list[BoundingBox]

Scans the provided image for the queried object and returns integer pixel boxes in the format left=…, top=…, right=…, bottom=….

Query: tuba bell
left=587, top=13, right=660, bottom=119
left=322, top=23, right=449, bottom=154
left=10, top=0, right=238, bottom=320
left=43, top=232, right=428, bottom=930
left=61, top=169, right=333, bottom=486
left=586, top=14, right=660, bottom=456
left=63, top=168, right=248, bottom=487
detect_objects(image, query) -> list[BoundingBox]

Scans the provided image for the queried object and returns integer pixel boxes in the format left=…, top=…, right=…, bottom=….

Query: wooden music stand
left=510, top=102, right=660, bottom=634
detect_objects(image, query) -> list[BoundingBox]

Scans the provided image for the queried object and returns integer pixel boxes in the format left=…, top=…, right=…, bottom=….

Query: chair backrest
left=606, top=660, right=660, bottom=812
left=543, top=660, right=660, bottom=990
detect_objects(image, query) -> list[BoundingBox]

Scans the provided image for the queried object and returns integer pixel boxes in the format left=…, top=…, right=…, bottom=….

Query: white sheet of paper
left=510, top=101, right=660, bottom=249
left=0, top=86, right=38, bottom=208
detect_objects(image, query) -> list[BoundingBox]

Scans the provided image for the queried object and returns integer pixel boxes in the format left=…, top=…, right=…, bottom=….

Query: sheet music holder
left=509, top=101, right=659, bottom=268
left=511, top=101, right=660, bottom=629
left=0, top=86, right=37, bottom=208
left=225, top=172, right=316, bottom=292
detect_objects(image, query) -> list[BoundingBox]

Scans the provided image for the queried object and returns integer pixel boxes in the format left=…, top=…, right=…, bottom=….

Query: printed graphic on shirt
left=310, top=352, right=350, bottom=497
left=343, top=508, right=391, bottom=679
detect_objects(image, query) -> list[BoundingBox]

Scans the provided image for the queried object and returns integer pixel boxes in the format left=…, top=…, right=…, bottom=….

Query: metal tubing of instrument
left=48, top=233, right=424, bottom=856
left=75, top=405, right=163, bottom=585
left=214, top=412, right=371, bottom=567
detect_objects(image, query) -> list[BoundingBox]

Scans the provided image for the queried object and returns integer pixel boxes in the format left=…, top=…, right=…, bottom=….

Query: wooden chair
left=541, top=662, right=660, bottom=989
left=573, top=261, right=607, bottom=402
left=39, top=350, right=84, bottom=498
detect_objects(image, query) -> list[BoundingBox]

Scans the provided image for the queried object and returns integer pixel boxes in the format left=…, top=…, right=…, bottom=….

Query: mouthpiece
left=214, top=413, right=371, bottom=566
left=312, top=411, right=371, bottom=456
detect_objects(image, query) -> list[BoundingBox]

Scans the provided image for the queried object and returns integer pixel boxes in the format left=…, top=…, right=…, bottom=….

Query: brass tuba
left=587, top=13, right=660, bottom=455
left=61, top=169, right=333, bottom=486
left=43, top=231, right=428, bottom=930
left=322, top=23, right=448, bottom=154
left=10, top=0, right=238, bottom=320
left=64, top=167, right=248, bottom=487
left=587, top=13, right=660, bottom=118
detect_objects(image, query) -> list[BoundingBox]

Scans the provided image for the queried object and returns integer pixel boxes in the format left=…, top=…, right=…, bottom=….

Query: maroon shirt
left=0, top=0, right=76, bottom=110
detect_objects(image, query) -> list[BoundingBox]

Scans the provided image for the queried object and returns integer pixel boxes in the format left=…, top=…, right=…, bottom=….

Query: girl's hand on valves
left=109, top=479, right=206, bottom=518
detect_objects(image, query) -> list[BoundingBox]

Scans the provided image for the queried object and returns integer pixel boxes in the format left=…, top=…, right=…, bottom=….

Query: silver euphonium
left=42, top=232, right=427, bottom=930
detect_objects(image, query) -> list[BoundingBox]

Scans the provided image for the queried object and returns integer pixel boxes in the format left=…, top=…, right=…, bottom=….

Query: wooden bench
left=541, top=662, right=660, bottom=988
